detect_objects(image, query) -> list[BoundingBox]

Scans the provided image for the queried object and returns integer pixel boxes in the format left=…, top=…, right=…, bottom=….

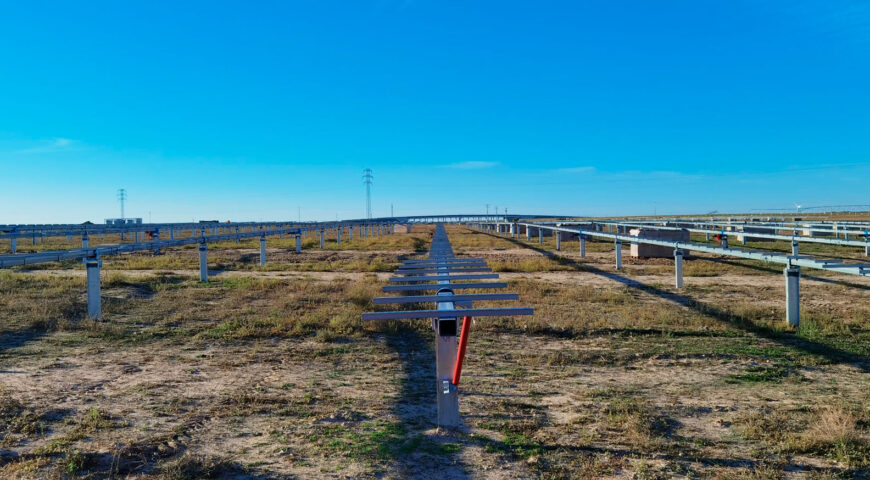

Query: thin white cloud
left=554, top=166, right=596, bottom=174
left=10, top=137, right=80, bottom=155
left=446, top=161, right=499, bottom=170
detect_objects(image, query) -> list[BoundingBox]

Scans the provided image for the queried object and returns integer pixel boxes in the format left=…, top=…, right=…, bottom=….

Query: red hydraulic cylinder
left=452, top=316, right=472, bottom=386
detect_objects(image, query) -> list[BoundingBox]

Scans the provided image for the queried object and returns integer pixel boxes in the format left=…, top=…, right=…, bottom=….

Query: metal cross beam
left=362, top=224, right=534, bottom=429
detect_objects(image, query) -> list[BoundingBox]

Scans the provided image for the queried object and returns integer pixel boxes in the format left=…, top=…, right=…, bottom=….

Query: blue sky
left=1, top=1, right=868, bottom=223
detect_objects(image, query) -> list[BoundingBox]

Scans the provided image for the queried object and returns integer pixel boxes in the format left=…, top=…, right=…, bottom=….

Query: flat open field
left=1, top=225, right=870, bottom=479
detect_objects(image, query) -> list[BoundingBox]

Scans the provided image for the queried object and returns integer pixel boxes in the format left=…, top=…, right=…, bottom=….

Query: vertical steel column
left=785, top=265, right=800, bottom=327
left=85, top=255, right=102, bottom=320
left=319, top=229, right=325, bottom=249
left=721, top=233, right=728, bottom=249
left=10, top=237, right=17, bottom=253
left=615, top=240, right=622, bottom=269
left=579, top=234, right=586, bottom=258
left=349, top=226, right=353, bottom=240
left=82, top=233, right=89, bottom=249
left=510, top=223, right=516, bottom=238
left=169, top=229, right=175, bottom=240
left=259, top=236, right=267, bottom=266
left=556, top=231, right=561, bottom=251
left=435, top=278, right=459, bottom=426
left=235, top=227, right=240, bottom=243
left=152, top=229, right=160, bottom=255
left=337, top=227, right=342, bottom=244
left=538, top=228, right=543, bottom=245
left=295, top=234, right=302, bottom=253
left=199, top=242, right=208, bottom=282
left=526, top=226, right=531, bottom=241
left=674, top=249, right=684, bottom=289
left=791, top=240, right=799, bottom=257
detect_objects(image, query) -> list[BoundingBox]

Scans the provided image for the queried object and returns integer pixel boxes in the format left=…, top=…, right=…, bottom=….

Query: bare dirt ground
left=1, top=225, right=869, bottom=479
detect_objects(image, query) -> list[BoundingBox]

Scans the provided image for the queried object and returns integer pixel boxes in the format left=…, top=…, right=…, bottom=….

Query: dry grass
left=0, top=224, right=869, bottom=478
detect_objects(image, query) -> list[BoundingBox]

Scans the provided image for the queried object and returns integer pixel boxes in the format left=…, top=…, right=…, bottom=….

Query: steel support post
left=579, top=235, right=586, bottom=258
left=85, top=255, right=102, bottom=320
left=784, top=265, right=800, bottom=328
left=199, top=243, right=208, bottom=282
left=259, top=236, right=267, bottom=266
left=721, top=234, right=728, bottom=249
left=510, top=223, right=516, bottom=238
left=538, top=228, right=543, bottom=245
left=170, top=229, right=175, bottom=240
left=556, top=231, right=561, bottom=251
left=152, top=230, right=160, bottom=255
left=436, top=289, right=460, bottom=428
left=615, top=240, right=622, bottom=269
left=82, top=233, right=89, bottom=249
left=319, top=230, right=325, bottom=249
left=526, top=227, right=531, bottom=241
left=674, top=249, right=684, bottom=289
left=791, top=240, right=799, bottom=258
left=10, top=237, right=17, bottom=253
left=295, top=234, right=302, bottom=253
left=337, top=228, right=342, bottom=244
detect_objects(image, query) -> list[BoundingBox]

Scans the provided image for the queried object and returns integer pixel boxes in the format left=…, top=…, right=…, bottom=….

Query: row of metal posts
left=85, top=223, right=397, bottom=320
left=479, top=221, right=802, bottom=329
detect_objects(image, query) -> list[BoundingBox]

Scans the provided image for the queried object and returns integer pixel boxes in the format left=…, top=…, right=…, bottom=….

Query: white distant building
left=105, top=218, right=142, bottom=225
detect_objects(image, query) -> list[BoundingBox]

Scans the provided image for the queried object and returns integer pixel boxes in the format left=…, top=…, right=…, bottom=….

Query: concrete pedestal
left=260, top=237, right=267, bottom=266
left=199, top=244, right=208, bottom=282
left=785, top=266, right=800, bottom=327
left=86, top=256, right=102, bottom=320
left=674, top=249, right=684, bottom=288
left=615, top=241, right=622, bottom=269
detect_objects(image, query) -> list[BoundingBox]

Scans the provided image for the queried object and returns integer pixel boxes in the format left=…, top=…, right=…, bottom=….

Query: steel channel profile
left=583, top=220, right=869, bottom=248
left=362, top=224, right=533, bottom=322
left=0, top=227, right=306, bottom=268
left=513, top=222, right=870, bottom=277
left=361, top=224, right=533, bottom=429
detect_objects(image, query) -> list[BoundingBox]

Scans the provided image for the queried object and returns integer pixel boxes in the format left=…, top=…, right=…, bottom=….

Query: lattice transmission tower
left=362, top=169, right=373, bottom=219
left=117, top=188, right=127, bottom=219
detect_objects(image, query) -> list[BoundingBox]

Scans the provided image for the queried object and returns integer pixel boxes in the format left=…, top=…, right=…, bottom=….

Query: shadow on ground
left=384, top=327, right=470, bottom=479
left=472, top=230, right=870, bottom=372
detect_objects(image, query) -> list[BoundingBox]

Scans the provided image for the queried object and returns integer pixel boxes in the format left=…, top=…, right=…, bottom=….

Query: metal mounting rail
left=472, top=220, right=868, bottom=328
left=516, top=223, right=870, bottom=277
left=0, top=227, right=301, bottom=268
left=362, top=223, right=533, bottom=429
left=582, top=220, right=869, bottom=249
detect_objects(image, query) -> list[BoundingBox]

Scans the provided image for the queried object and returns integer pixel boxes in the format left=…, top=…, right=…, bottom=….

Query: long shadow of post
left=383, top=326, right=469, bottom=479
left=471, top=230, right=870, bottom=373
